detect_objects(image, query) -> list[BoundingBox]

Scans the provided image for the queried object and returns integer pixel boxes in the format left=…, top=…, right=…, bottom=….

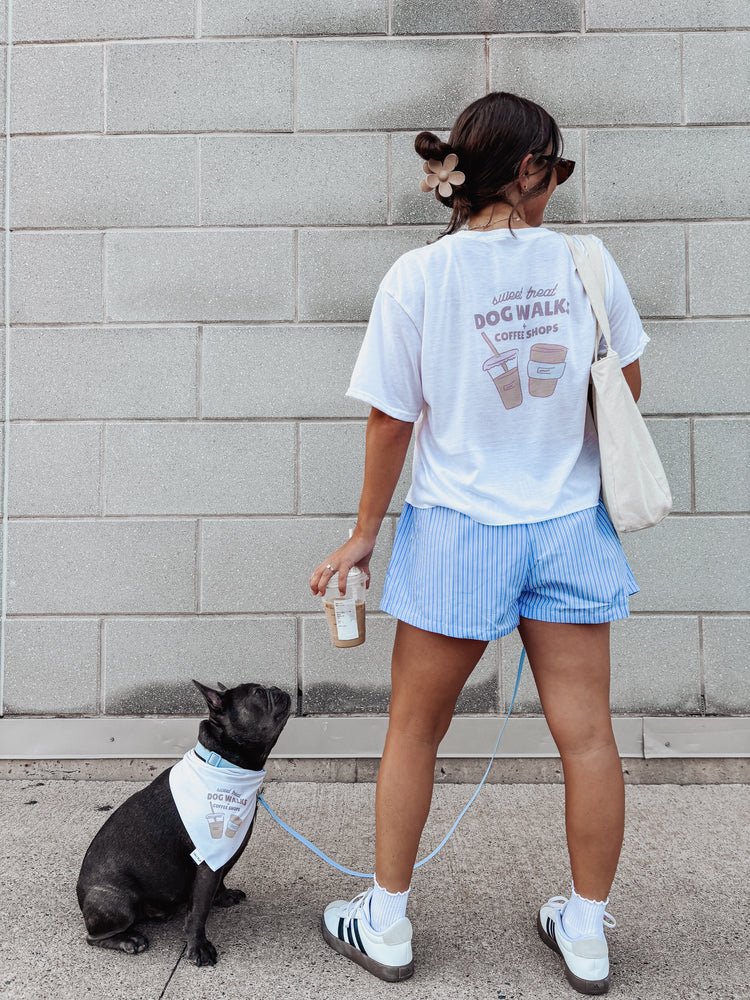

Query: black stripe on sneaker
left=352, top=918, right=367, bottom=956
left=338, top=917, right=345, bottom=941
left=347, top=923, right=356, bottom=948
left=547, top=917, right=556, bottom=940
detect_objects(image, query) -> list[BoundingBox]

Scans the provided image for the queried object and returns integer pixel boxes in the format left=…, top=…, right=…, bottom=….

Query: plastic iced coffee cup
left=482, top=348, right=522, bottom=409
left=206, top=813, right=224, bottom=839
left=323, top=567, right=366, bottom=648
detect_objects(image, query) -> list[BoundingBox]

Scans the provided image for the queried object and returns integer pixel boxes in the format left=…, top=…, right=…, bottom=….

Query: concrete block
left=684, top=34, right=750, bottom=124
left=201, top=0, right=385, bottom=35
left=490, top=36, right=680, bottom=126
left=107, top=40, right=292, bottom=132
left=639, top=320, right=749, bottom=415
left=703, top=617, right=750, bottom=714
left=8, top=520, right=196, bottom=614
left=12, top=0, right=196, bottom=41
left=298, top=227, right=438, bottom=321
left=585, top=0, right=749, bottom=29
left=587, top=128, right=750, bottom=222
left=103, top=617, right=297, bottom=715
left=201, top=134, right=387, bottom=226
left=299, top=421, right=413, bottom=515
left=500, top=616, right=701, bottom=713
left=694, top=418, right=750, bottom=513
left=106, top=230, right=294, bottom=322
left=11, top=43, right=102, bottom=133
left=621, top=516, right=749, bottom=612
left=201, top=326, right=370, bottom=419
left=10, top=232, right=102, bottom=324
left=562, top=224, right=686, bottom=318
left=9, top=422, right=100, bottom=515
left=3, top=619, right=99, bottom=715
left=201, top=516, right=396, bottom=613
left=689, top=223, right=750, bottom=316
left=301, top=614, right=499, bottom=714
left=645, top=418, right=691, bottom=513
left=11, top=327, right=197, bottom=419
left=103, top=422, right=296, bottom=515
left=393, top=0, right=579, bottom=32
left=297, top=39, right=485, bottom=130
left=392, top=130, right=582, bottom=226
left=11, top=136, right=196, bottom=228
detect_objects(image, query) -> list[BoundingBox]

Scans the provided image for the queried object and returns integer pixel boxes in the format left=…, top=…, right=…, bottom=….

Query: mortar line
left=195, top=0, right=201, bottom=39
left=195, top=136, right=201, bottom=225
left=685, top=223, right=691, bottom=316
left=296, top=616, right=303, bottom=717
left=580, top=129, right=587, bottom=223
left=679, top=33, right=686, bottom=125
left=98, top=618, right=105, bottom=715
left=98, top=422, right=106, bottom=515
left=689, top=416, right=696, bottom=512
left=580, top=0, right=586, bottom=33
left=196, top=325, right=203, bottom=418
left=386, top=0, right=393, bottom=35
left=485, top=35, right=490, bottom=92
left=291, top=40, right=298, bottom=132
left=195, top=519, right=202, bottom=613
left=294, top=421, right=301, bottom=514
left=293, top=228, right=299, bottom=321
left=101, top=230, right=107, bottom=322
left=102, top=42, right=107, bottom=133
left=698, top=615, right=706, bottom=716
left=0, top=0, right=14, bottom=717
left=386, top=133, right=392, bottom=225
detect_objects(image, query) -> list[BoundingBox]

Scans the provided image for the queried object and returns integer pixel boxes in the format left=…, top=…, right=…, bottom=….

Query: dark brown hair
left=415, top=92, right=563, bottom=238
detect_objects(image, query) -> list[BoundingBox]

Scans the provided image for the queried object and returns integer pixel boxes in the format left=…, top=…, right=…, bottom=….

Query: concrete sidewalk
left=1, top=779, right=747, bottom=1000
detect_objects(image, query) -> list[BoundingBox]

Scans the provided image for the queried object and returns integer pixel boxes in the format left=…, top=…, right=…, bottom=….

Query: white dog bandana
left=169, top=748, right=265, bottom=871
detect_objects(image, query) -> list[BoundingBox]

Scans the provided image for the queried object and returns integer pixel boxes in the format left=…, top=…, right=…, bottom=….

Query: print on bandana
left=169, top=749, right=265, bottom=871
left=475, top=280, right=570, bottom=409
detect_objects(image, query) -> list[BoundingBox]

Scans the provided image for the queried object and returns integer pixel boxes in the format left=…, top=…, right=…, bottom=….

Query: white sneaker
left=537, top=895, right=616, bottom=995
left=321, top=889, right=414, bottom=982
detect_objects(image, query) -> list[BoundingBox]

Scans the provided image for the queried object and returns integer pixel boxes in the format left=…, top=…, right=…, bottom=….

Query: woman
left=310, top=92, right=647, bottom=995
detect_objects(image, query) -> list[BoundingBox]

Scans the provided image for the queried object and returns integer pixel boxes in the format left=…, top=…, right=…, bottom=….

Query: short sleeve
left=346, top=286, right=423, bottom=422
left=598, top=240, right=650, bottom=367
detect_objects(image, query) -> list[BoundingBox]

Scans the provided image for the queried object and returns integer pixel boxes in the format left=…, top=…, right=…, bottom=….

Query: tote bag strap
left=562, top=234, right=613, bottom=361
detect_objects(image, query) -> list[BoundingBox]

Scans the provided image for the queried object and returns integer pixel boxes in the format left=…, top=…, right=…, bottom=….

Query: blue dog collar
left=193, top=741, right=237, bottom=769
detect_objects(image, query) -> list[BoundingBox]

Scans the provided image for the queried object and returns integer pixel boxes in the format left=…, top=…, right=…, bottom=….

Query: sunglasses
left=538, top=155, right=576, bottom=185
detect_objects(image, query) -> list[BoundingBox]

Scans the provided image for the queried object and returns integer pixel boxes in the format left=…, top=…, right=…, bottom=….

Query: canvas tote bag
left=563, top=234, right=672, bottom=533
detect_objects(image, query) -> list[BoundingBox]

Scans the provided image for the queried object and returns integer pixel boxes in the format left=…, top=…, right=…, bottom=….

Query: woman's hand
left=310, top=528, right=376, bottom=597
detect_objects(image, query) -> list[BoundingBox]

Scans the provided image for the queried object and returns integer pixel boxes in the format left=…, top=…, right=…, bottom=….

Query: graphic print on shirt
left=475, top=280, right=570, bottom=410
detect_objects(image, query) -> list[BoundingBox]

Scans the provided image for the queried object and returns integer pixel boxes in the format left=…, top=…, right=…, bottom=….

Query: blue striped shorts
left=380, top=500, right=639, bottom=640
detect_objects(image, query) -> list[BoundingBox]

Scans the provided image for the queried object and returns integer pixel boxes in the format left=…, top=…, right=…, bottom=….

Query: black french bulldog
left=76, top=680, right=292, bottom=966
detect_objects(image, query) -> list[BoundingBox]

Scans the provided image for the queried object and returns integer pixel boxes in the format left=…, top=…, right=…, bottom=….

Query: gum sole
left=536, top=913, right=610, bottom=996
left=321, top=917, right=414, bottom=982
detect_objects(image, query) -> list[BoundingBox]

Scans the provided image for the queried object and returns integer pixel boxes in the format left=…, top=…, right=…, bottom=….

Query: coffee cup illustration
left=482, top=348, right=523, bottom=409
left=225, top=814, right=242, bottom=839
left=206, top=813, right=224, bottom=839
left=528, top=343, right=567, bottom=397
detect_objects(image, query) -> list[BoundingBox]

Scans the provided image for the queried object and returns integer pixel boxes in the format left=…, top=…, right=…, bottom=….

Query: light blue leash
left=257, top=648, right=526, bottom=879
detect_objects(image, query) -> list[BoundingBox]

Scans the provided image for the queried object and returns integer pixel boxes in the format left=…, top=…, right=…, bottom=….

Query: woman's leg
left=517, top=617, right=624, bottom=901
left=374, top=620, right=488, bottom=891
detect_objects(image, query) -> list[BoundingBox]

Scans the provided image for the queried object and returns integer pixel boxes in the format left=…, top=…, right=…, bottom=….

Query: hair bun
left=414, top=131, right=453, bottom=163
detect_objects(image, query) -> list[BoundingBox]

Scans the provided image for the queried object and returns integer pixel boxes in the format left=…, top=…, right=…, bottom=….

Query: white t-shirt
left=347, top=227, right=649, bottom=525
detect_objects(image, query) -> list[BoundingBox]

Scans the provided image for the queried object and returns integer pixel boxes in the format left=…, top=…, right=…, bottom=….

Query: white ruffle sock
left=561, top=882, right=609, bottom=940
left=368, top=877, right=410, bottom=932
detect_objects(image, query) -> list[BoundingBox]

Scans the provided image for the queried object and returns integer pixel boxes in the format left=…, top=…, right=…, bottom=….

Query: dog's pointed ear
left=193, top=680, right=224, bottom=713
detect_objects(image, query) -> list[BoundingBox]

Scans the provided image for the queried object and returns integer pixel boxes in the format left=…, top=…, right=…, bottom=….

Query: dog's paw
left=188, top=939, right=218, bottom=967
left=213, top=887, right=246, bottom=908
left=120, top=932, right=149, bottom=955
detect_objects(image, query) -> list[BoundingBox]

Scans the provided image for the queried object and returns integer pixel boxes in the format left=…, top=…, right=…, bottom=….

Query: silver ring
left=326, top=564, right=335, bottom=572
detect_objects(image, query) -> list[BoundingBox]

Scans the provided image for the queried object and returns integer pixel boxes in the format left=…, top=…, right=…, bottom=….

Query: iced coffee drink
left=482, top=349, right=522, bottom=409
left=323, top=567, right=366, bottom=648
left=528, top=343, right=567, bottom=397
left=206, top=813, right=224, bottom=839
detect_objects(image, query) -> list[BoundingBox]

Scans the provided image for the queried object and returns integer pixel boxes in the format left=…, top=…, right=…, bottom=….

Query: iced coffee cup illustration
left=206, top=813, right=224, bottom=839
left=225, top=814, right=242, bottom=839
left=482, top=347, right=523, bottom=410
left=528, top=343, right=568, bottom=397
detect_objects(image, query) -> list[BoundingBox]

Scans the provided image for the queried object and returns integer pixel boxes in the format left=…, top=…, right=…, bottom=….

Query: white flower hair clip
left=420, top=154, right=466, bottom=197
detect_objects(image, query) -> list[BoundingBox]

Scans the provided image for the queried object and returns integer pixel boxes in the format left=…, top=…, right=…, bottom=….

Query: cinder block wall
left=1, top=1, right=748, bottom=722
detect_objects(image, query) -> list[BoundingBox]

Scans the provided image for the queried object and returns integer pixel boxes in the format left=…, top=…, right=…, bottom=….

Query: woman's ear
left=517, top=152, right=535, bottom=193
